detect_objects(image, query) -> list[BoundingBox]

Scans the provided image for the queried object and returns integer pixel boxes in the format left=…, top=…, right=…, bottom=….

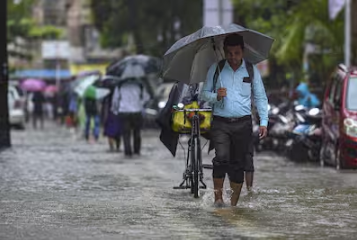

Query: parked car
left=8, top=84, right=26, bottom=129
left=320, top=64, right=357, bottom=169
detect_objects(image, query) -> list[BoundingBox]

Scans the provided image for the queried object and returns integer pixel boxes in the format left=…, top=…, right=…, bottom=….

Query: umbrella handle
left=210, top=38, right=217, bottom=51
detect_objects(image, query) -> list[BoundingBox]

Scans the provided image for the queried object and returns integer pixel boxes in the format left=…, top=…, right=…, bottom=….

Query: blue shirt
left=199, top=60, right=269, bottom=126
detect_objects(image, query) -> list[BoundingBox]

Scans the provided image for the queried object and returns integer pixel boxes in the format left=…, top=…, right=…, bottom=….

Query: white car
left=8, top=85, right=25, bottom=129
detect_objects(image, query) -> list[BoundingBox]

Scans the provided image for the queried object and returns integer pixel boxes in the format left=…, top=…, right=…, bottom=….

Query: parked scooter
left=254, top=101, right=294, bottom=153
left=285, top=105, right=322, bottom=162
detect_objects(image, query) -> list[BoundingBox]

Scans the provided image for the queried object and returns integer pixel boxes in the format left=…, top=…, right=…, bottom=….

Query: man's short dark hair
left=223, top=34, right=244, bottom=49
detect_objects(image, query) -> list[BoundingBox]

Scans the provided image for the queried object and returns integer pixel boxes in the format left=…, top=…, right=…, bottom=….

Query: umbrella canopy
left=162, top=23, right=274, bottom=84
left=43, top=85, right=58, bottom=97
left=44, top=85, right=58, bottom=93
left=106, top=54, right=161, bottom=80
left=21, top=79, right=46, bottom=92
left=73, top=75, right=100, bottom=97
left=83, top=85, right=110, bottom=100
left=71, top=73, right=100, bottom=90
left=99, top=75, right=121, bottom=89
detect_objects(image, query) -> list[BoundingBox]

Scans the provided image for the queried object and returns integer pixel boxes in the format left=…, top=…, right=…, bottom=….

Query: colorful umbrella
left=21, top=79, right=46, bottom=92
left=73, top=75, right=100, bottom=97
left=44, top=85, right=58, bottom=93
left=83, top=85, right=110, bottom=100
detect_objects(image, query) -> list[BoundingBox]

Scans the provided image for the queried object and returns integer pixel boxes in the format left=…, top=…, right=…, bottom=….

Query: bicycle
left=172, top=105, right=211, bottom=198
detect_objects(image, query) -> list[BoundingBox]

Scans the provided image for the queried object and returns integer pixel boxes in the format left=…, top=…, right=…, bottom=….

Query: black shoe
left=125, top=152, right=132, bottom=157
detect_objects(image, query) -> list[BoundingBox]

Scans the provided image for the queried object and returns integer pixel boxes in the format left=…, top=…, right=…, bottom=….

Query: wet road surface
left=1, top=124, right=357, bottom=239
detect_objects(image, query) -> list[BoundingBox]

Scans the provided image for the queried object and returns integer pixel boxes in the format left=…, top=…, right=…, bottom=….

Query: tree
left=233, top=0, right=344, bottom=87
left=7, top=0, right=63, bottom=61
left=90, top=0, right=203, bottom=56
left=233, top=0, right=297, bottom=88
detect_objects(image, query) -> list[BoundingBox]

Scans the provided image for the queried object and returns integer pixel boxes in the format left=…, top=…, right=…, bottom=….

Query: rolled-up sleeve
left=199, top=63, right=220, bottom=104
left=252, top=65, right=269, bottom=127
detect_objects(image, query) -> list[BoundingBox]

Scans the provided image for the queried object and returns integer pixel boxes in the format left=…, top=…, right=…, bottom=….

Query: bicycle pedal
left=173, top=186, right=187, bottom=189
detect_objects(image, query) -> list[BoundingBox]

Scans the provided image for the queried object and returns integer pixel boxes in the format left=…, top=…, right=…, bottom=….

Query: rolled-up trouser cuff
left=212, top=164, right=226, bottom=179
left=228, top=171, right=244, bottom=184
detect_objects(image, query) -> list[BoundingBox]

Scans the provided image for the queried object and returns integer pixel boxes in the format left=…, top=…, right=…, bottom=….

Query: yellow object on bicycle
left=171, top=101, right=212, bottom=133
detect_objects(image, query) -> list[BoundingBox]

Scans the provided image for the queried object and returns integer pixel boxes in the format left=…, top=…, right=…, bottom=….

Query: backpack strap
left=245, top=61, right=254, bottom=89
left=212, top=60, right=226, bottom=92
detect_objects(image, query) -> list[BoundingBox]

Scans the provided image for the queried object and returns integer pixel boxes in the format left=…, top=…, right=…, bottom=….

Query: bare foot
left=214, top=199, right=225, bottom=208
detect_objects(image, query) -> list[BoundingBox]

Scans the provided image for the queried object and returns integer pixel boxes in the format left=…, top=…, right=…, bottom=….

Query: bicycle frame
left=173, top=108, right=209, bottom=198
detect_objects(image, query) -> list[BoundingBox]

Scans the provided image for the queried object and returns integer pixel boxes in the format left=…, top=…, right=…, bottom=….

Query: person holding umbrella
left=82, top=85, right=110, bottom=142
left=162, top=24, right=273, bottom=207
left=199, top=34, right=268, bottom=207
left=109, top=56, right=154, bottom=157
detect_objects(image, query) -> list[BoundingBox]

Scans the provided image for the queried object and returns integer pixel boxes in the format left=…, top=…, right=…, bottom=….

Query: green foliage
left=7, top=0, right=63, bottom=59
left=28, top=25, right=63, bottom=39
left=233, top=0, right=344, bottom=85
left=90, top=0, right=203, bottom=56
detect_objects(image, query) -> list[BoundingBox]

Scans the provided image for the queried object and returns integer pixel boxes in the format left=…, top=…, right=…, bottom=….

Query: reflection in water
left=0, top=127, right=356, bottom=239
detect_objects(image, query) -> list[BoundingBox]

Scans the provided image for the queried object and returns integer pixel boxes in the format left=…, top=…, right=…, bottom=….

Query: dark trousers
left=211, top=115, right=252, bottom=184
left=119, top=112, right=143, bottom=156
left=243, top=138, right=254, bottom=172
left=33, top=112, right=44, bottom=129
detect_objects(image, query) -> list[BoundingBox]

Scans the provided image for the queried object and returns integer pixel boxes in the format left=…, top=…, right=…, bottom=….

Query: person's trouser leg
left=132, top=113, right=143, bottom=154
left=84, top=115, right=91, bottom=140
left=93, top=115, right=100, bottom=141
left=33, top=114, right=37, bottom=129
left=40, top=114, right=44, bottom=129
left=228, top=117, right=253, bottom=206
left=120, top=114, right=132, bottom=156
left=211, top=119, right=231, bottom=205
left=115, top=135, right=121, bottom=151
left=244, top=139, right=255, bottom=191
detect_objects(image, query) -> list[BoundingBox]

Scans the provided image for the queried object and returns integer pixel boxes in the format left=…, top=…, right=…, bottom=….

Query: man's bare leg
left=245, top=171, right=254, bottom=192
left=213, top=178, right=225, bottom=207
left=230, top=181, right=243, bottom=206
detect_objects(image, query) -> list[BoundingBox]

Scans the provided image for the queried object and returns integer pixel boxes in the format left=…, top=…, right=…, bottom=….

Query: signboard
left=41, top=41, right=70, bottom=60
left=204, top=0, right=233, bottom=26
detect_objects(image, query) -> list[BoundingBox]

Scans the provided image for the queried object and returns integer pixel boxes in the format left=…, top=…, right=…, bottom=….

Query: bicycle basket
left=171, top=101, right=212, bottom=134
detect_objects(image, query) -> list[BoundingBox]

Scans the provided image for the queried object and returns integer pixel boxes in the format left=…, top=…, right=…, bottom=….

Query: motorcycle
left=254, top=101, right=294, bottom=153
left=285, top=106, right=322, bottom=162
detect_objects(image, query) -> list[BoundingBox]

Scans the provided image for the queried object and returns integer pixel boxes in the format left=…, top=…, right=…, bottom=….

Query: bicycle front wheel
left=192, top=137, right=199, bottom=198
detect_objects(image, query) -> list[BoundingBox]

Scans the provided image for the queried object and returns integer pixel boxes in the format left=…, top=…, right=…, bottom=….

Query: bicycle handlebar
left=173, top=108, right=212, bottom=112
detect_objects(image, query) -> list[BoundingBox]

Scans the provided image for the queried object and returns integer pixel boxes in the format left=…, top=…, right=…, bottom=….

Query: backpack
left=117, top=80, right=144, bottom=99
left=212, top=59, right=254, bottom=94
left=84, top=98, right=98, bottom=115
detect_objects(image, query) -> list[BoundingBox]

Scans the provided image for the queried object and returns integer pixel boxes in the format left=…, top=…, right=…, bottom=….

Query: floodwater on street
left=0, top=124, right=357, bottom=240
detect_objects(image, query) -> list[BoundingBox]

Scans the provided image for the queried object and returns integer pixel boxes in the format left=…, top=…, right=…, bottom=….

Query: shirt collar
left=224, top=59, right=246, bottom=71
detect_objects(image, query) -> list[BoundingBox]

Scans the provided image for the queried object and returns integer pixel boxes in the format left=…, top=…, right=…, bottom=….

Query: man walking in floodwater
left=200, top=34, right=268, bottom=207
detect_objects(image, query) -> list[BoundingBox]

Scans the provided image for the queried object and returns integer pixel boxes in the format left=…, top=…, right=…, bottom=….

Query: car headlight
left=343, top=118, right=357, bottom=138
left=158, top=101, right=166, bottom=109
